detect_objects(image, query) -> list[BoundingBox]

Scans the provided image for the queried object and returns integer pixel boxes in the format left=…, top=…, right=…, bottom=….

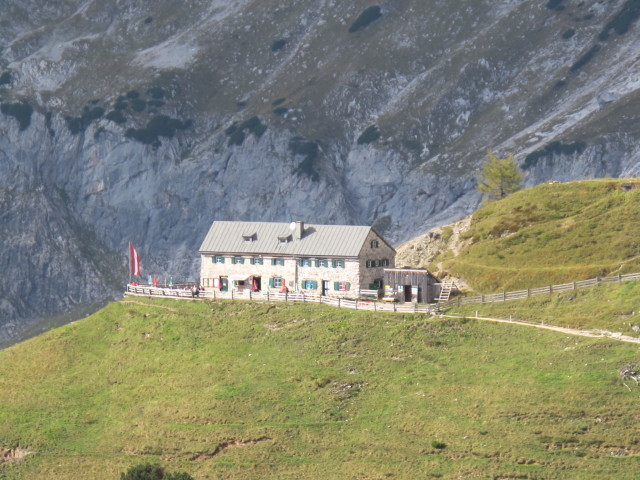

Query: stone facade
left=200, top=228, right=395, bottom=297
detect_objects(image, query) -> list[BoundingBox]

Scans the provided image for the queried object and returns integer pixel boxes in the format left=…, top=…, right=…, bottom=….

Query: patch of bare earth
left=395, top=216, right=472, bottom=290
left=0, top=447, right=32, bottom=464
left=190, top=437, right=271, bottom=461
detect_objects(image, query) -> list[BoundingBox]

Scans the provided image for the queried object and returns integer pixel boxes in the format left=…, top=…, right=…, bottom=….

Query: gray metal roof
left=199, top=221, right=384, bottom=257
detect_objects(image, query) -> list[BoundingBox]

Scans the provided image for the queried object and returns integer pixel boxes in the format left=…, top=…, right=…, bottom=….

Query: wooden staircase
left=437, top=282, right=455, bottom=304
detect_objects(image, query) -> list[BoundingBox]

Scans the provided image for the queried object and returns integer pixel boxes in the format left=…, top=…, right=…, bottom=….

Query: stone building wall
left=357, top=229, right=396, bottom=288
left=200, top=254, right=361, bottom=296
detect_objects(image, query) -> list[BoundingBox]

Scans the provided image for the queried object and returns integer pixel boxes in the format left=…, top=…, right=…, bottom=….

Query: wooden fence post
left=338, top=298, right=341, bottom=308
left=267, top=291, right=270, bottom=302
left=527, top=288, right=530, bottom=297
left=502, top=291, right=506, bottom=302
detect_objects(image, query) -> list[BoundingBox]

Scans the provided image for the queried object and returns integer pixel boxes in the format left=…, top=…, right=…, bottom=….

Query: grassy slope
left=1, top=298, right=640, bottom=479
left=440, top=179, right=640, bottom=293
left=448, top=279, right=640, bottom=335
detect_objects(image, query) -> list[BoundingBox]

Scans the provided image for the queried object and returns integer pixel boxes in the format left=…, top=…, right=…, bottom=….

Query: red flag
left=129, top=242, right=141, bottom=276
left=153, top=275, right=158, bottom=286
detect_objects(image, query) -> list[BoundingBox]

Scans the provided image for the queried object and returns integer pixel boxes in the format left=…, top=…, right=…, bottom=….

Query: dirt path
left=121, top=300, right=178, bottom=312
left=441, top=314, right=640, bottom=344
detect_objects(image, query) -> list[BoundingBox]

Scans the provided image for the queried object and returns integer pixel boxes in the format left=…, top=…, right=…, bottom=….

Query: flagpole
left=128, top=242, right=132, bottom=286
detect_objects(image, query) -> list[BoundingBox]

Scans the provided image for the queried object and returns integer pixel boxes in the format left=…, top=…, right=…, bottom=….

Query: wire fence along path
left=444, top=272, right=640, bottom=307
left=124, top=285, right=439, bottom=314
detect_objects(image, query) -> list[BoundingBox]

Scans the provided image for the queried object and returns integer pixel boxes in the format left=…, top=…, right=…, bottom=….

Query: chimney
left=294, top=221, right=305, bottom=240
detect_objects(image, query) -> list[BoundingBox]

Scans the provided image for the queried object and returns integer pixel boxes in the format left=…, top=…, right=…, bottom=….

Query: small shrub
left=1, top=101, right=33, bottom=130
left=226, top=116, right=267, bottom=146
left=125, top=127, right=160, bottom=146
left=64, top=107, right=104, bottom=134
left=130, top=98, right=146, bottom=112
left=441, top=226, right=453, bottom=243
left=546, top=0, right=564, bottom=10
left=84, top=106, right=105, bottom=121
left=357, top=125, right=381, bottom=144
left=599, top=0, right=640, bottom=40
left=290, top=138, right=319, bottom=181
left=348, top=6, right=382, bottom=33
left=431, top=440, right=446, bottom=450
left=147, top=86, right=165, bottom=99
left=120, top=463, right=195, bottom=480
left=125, top=115, right=189, bottom=146
left=570, top=44, right=600, bottom=72
left=0, top=72, right=11, bottom=86
left=106, top=110, right=126, bottom=124
left=271, top=39, right=287, bottom=51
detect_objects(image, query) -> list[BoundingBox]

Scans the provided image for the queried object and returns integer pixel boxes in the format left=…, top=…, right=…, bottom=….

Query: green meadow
left=1, top=297, right=640, bottom=479
left=441, top=179, right=640, bottom=292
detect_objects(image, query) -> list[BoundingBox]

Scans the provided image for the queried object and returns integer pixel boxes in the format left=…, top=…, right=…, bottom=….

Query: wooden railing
left=124, top=285, right=437, bottom=314
left=443, top=272, right=640, bottom=307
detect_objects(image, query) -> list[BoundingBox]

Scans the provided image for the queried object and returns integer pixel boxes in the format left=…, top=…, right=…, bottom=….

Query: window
left=269, top=277, right=283, bottom=288
left=278, top=235, right=291, bottom=243
left=250, top=257, right=263, bottom=265
left=302, top=280, right=318, bottom=290
left=371, top=240, right=379, bottom=248
left=213, top=256, right=225, bottom=264
left=242, top=233, right=257, bottom=242
left=333, top=281, right=351, bottom=291
left=271, top=258, right=285, bottom=266
left=380, top=258, right=389, bottom=267
left=332, top=260, right=345, bottom=268
left=232, top=256, right=244, bottom=264
left=299, top=258, right=312, bottom=267
left=317, top=259, right=328, bottom=268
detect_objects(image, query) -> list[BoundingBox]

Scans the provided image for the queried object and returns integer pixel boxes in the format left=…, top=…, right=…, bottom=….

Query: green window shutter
left=249, top=258, right=254, bottom=265
left=212, top=257, right=215, bottom=263
left=332, top=260, right=336, bottom=268
left=221, top=257, right=225, bottom=264
left=312, top=281, right=318, bottom=289
left=298, top=259, right=303, bottom=267
left=314, top=260, right=320, bottom=267
left=269, top=278, right=274, bottom=288
left=271, top=258, right=276, bottom=266
left=334, top=281, right=339, bottom=291
left=346, top=282, right=351, bottom=291
left=341, top=261, right=345, bottom=269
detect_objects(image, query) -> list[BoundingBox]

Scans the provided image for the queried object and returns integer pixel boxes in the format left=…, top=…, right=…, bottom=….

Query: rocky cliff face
left=1, top=0, right=639, bottom=342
